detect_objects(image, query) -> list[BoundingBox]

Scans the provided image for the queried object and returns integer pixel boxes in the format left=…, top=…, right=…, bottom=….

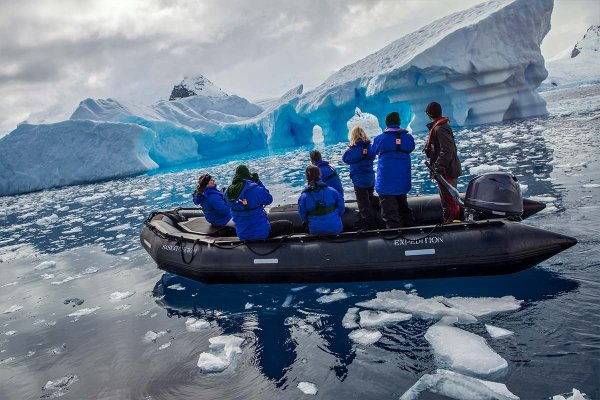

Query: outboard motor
left=464, top=172, right=523, bottom=221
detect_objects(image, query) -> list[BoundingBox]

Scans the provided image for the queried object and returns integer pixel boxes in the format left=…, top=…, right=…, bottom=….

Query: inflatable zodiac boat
left=140, top=173, right=576, bottom=284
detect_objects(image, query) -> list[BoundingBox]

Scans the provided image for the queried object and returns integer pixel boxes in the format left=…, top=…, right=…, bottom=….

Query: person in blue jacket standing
left=309, top=150, right=344, bottom=201
left=342, top=126, right=378, bottom=230
left=225, top=165, right=293, bottom=240
left=298, top=166, right=345, bottom=234
left=192, top=173, right=231, bottom=226
left=371, top=112, right=416, bottom=228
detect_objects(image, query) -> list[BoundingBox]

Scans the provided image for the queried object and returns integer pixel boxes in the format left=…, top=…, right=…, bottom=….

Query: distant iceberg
left=0, top=0, right=554, bottom=196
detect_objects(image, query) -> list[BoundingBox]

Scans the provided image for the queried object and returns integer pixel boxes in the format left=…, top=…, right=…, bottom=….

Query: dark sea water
left=0, top=84, right=598, bottom=399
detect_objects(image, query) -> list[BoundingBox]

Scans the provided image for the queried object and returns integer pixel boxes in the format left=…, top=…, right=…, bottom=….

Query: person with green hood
left=225, top=165, right=293, bottom=240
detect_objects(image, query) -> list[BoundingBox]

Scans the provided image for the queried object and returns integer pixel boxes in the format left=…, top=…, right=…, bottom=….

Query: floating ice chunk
left=356, top=290, right=477, bottom=323
left=105, top=223, right=131, bottom=232
left=291, top=286, right=307, bottom=292
left=315, top=287, right=331, bottom=294
left=5, top=330, right=17, bottom=336
left=197, top=335, right=244, bottom=373
left=51, top=276, right=78, bottom=285
left=1, top=281, right=18, bottom=287
left=282, top=295, right=293, bottom=307
left=297, top=381, right=318, bottom=395
left=528, top=196, right=557, bottom=202
left=498, top=142, right=517, bottom=149
left=440, top=296, right=522, bottom=317
left=159, top=342, right=172, bottom=350
left=34, top=261, right=56, bottom=270
left=551, top=388, right=589, bottom=400
left=35, top=214, right=59, bottom=226
left=349, top=329, right=382, bottom=345
left=404, top=283, right=414, bottom=290
left=68, top=307, right=101, bottom=317
left=3, top=305, right=23, bottom=314
left=399, top=369, right=519, bottom=400
left=317, top=288, right=349, bottom=304
left=342, top=307, right=360, bottom=329
left=82, top=267, right=99, bottom=274
left=425, top=321, right=508, bottom=377
left=245, top=302, right=254, bottom=310
left=109, top=291, right=135, bottom=301
left=470, top=165, right=502, bottom=175
left=143, top=330, right=167, bottom=343
left=42, top=374, right=79, bottom=398
left=115, top=304, right=131, bottom=310
left=167, top=283, right=186, bottom=291
left=185, top=317, right=210, bottom=331
left=485, top=324, right=514, bottom=339
left=519, top=184, right=528, bottom=193
left=41, top=273, right=55, bottom=280
left=358, top=310, right=412, bottom=328
left=582, top=183, right=600, bottom=188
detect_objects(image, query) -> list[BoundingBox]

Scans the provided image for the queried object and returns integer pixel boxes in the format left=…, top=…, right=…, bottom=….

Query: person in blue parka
left=309, top=150, right=344, bottom=201
left=298, top=166, right=345, bottom=234
left=371, top=112, right=416, bottom=228
left=225, top=165, right=293, bottom=240
left=192, top=174, right=231, bottom=226
left=342, top=126, right=378, bottom=230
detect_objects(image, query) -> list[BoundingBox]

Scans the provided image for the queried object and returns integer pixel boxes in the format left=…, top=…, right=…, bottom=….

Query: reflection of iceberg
left=0, top=0, right=554, bottom=196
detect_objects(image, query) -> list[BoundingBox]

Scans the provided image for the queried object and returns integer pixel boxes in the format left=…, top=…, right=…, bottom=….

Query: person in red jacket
left=423, top=102, right=462, bottom=223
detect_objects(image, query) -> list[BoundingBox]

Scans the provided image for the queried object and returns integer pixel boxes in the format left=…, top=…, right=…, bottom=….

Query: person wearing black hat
left=192, top=173, right=231, bottom=226
left=224, top=165, right=293, bottom=240
left=424, top=102, right=462, bottom=223
left=371, top=111, right=416, bottom=228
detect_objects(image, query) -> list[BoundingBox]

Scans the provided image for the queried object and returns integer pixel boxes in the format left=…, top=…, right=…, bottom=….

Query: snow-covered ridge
left=0, top=0, right=554, bottom=196
left=541, top=25, right=600, bottom=90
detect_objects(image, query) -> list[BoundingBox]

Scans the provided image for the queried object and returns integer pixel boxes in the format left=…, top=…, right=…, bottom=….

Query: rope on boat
left=378, top=224, right=443, bottom=242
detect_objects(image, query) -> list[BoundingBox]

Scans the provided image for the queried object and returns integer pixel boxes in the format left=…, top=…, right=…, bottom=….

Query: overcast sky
left=0, top=0, right=598, bottom=136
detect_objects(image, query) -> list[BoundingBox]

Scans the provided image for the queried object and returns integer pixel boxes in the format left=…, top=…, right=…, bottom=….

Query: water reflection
left=153, top=268, right=578, bottom=385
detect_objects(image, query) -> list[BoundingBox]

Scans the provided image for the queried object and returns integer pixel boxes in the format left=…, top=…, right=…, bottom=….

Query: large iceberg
left=0, top=0, right=553, bottom=196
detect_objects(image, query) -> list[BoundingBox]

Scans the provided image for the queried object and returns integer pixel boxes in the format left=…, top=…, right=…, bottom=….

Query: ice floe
left=35, top=214, right=59, bottom=226
left=63, top=298, right=84, bottom=307
left=42, top=374, right=79, bottom=398
left=197, top=335, right=244, bottom=373
left=399, top=369, right=518, bottom=400
left=159, top=342, right=172, bottom=350
left=34, top=261, right=56, bottom=270
left=425, top=320, right=508, bottom=377
left=41, top=273, right=55, bottom=280
left=281, top=294, right=293, bottom=307
left=4, top=330, right=17, bottom=336
left=582, top=183, right=600, bottom=188
left=244, top=302, right=254, bottom=310
left=440, top=296, right=522, bottom=317
left=109, top=291, right=135, bottom=301
left=551, top=388, right=589, bottom=400
left=185, top=317, right=210, bottom=331
left=358, top=310, right=412, bottom=328
left=342, top=307, right=360, bottom=329
left=349, top=329, right=382, bottom=345
left=485, top=325, right=514, bottom=339
left=315, top=287, right=331, bottom=294
left=356, top=290, right=477, bottom=323
left=470, top=165, right=502, bottom=175
left=67, top=307, right=101, bottom=317
left=143, top=330, right=167, bottom=343
left=2, top=305, right=23, bottom=314
left=297, top=381, right=318, bottom=395
left=316, top=288, right=349, bottom=304
left=167, top=283, right=186, bottom=291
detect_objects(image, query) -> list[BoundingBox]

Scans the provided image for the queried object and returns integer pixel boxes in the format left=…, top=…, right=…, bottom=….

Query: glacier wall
left=0, top=0, right=554, bottom=196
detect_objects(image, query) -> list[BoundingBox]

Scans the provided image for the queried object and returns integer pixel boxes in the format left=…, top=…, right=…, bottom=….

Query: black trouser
left=379, top=194, right=415, bottom=228
left=268, top=220, right=294, bottom=237
left=354, top=185, right=378, bottom=230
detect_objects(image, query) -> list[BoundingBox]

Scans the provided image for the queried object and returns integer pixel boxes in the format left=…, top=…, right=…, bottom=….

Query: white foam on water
left=1, top=281, right=18, bottom=287
left=197, top=335, right=244, bottom=373
left=399, top=369, right=519, bottom=400
left=485, top=324, right=514, bottom=339
left=551, top=388, right=589, bottom=400
left=528, top=196, right=557, bottom=202
left=109, top=291, right=135, bottom=301
left=42, top=374, right=79, bottom=398
left=440, top=296, right=522, bottom=317
left=342, top=307, right=360, bottom=329
left=114, top=304, right=131, bottom=311
left=68, top=307, right=101, bottom=317
left=167, top=283, right=186, bottom=291
left=317, top=288, right=349, bottom=304
left=40, top=273, right=55, bottom=280
left=582, top=183, right=600, bottom=188
left=425, top=321, right=508, bottom=377
left=356, top=290, right=477, bottom=323
left=185, top=317, right=210, bottom=331
left=359, top=310, right=412, bottom=328
left=34, top=261, right=56, bottom=270
left=2, top=305, right=23, bottom=314
left=143, top=330, right=167, bottom=343
left=297, top=381, right=318, bottom=395
left=349, top=329, right=382, bottom=345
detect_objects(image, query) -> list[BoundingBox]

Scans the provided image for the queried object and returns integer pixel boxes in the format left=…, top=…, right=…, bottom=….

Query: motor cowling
left=464, top=172, right=523, bottom=219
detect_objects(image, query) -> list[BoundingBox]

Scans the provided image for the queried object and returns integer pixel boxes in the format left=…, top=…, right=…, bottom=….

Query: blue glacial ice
left=0, top=0, right=554, bottom=196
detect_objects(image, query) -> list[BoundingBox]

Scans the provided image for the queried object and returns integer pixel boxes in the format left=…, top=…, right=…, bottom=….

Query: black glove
left=434, top=166, right=446, bottom=177
left=250, top=172, right=259, bottom=182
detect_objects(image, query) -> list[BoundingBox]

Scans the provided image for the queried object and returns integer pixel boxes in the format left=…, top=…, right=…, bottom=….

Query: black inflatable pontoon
left=140, top=173, right=576, bottom=284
